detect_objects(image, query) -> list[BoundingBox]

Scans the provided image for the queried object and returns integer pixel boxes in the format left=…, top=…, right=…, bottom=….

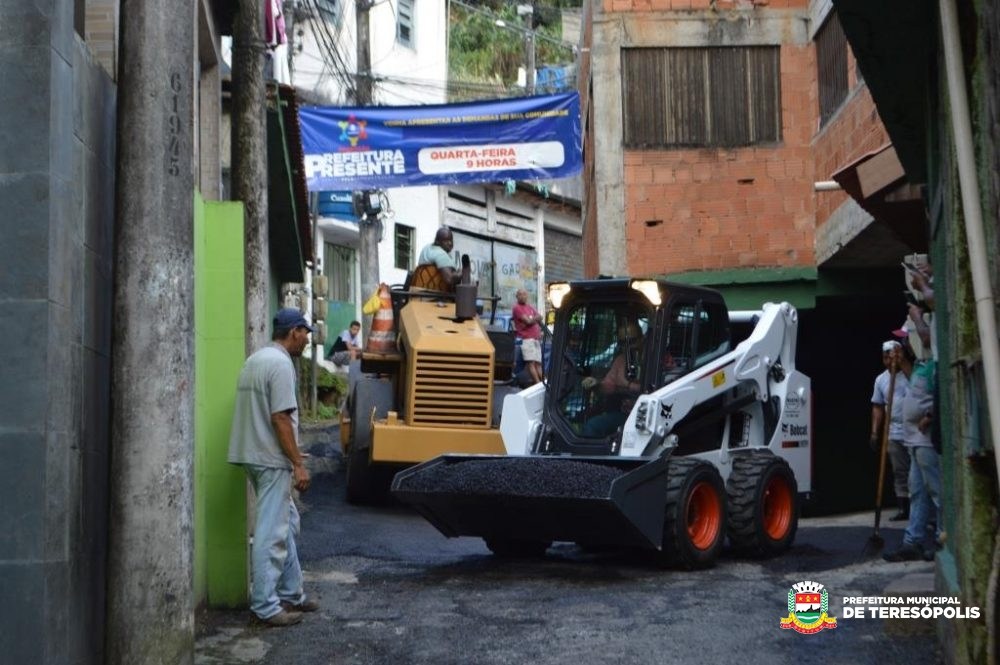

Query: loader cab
left=543, top=280, right=731, bottom=455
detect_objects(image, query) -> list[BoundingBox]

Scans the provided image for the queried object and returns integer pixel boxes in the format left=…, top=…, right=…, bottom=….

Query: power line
left=301, top=0, right=357, bottom=98
left=295, top=0, right=576, bottom=106
left=449, top=0, right=578, bottom=52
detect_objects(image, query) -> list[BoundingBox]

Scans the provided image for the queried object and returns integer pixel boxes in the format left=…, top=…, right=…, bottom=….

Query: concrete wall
left=0, top=2, right=116, bottom=662
left=932, top=3, right=1000, bottom=659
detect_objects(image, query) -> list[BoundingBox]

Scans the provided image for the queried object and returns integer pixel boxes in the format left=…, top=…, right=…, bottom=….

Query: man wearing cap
left=870, top=340, right=911, bottom=521
left=228, top=308, right=318, bottom=626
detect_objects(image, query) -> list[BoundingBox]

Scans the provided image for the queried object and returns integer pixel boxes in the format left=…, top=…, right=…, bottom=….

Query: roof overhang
left=833, top=0, right=933, bottom=183
left=831, top=143, right=928, bottom=253
left=266, top=84, right=313, bottom=283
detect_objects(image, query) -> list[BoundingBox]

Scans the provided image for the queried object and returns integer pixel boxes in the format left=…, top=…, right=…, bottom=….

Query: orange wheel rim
left=762, top=475, right=793, bottom=540
left=687, top=481, right=722, bottom=550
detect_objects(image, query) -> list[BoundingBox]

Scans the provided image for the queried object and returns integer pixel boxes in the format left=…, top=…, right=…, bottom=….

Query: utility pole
left=233, top=0, right=270, bottom=354
left=108, top=0, right=195, bottom=662
left=284, top=0, right=296, bottom=81
left=356, top=0, right=380, bottom=339
left=519, top=4, right=535, bottom=94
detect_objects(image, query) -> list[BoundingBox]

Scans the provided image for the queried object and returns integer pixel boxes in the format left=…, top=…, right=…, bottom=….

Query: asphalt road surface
left=196, top=438, right=942, bottom=665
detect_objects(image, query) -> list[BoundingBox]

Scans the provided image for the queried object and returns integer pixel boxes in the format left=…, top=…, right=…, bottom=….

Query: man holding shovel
left=870, top=340, right=910, bottom=520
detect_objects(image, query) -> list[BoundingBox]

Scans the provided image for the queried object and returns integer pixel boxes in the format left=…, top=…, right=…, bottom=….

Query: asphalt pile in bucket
left=397, top=458, right=625, bottom=498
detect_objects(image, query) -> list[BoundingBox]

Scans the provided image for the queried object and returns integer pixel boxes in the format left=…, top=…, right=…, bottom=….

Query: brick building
left=582, top=0, right=925, bottom=511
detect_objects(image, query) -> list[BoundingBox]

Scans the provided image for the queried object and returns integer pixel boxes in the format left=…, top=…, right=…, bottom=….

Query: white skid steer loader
left=393, top=278, right=811, bottom=568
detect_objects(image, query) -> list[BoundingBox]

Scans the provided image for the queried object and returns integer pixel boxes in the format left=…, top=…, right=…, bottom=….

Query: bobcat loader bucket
left=391, top=454, right=672, bottom=550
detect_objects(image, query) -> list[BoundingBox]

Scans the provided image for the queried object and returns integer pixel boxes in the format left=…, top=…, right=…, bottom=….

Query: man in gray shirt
left=228, top=308, right=318, bottom=626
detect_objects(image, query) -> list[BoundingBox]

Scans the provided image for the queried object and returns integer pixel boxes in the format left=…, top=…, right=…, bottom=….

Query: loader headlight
left=547, top=282, right=572, bottom=309
left=630, top=280, right=662, bottom=306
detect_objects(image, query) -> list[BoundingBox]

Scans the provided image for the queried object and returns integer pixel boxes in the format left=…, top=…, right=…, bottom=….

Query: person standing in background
left=512, top=288, right=544, bottom=385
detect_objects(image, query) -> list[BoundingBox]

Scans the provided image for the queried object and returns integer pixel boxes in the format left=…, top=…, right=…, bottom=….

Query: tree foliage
left=448, top=1, right=580, bottom=94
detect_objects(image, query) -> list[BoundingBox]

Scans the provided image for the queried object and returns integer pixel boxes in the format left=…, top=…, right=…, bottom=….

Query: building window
left=316, top=0, right=343, bottom=24
left=324, top=243, right=355, bottom=302
left=316, top=0, right=344, bottom=26
left=394, top=223, right=414, bottom=271
left=816, top=13, right=848, bottom=127
left=397, top=0, right=414, bottom=47
left=622, top=47, right=782, bottom=149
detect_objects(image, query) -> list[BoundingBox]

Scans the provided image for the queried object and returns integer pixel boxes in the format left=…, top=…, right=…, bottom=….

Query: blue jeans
left=582, top=410, right=627, bottom=438
left=903, top=446, right=941, bottom=546
left=244, top=465, right=306, bottom=619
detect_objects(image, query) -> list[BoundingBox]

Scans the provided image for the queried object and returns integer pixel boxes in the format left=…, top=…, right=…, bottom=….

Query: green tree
left=448, top=1, right=580, bottom=99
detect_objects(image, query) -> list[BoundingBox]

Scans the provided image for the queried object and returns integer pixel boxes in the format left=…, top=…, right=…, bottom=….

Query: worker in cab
left=581, top=321, right=645, bottom=437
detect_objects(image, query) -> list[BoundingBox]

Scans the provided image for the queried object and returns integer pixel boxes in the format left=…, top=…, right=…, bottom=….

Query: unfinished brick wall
left=622, top=42, right=817, bottom=276
left=812, top=49, right=891, bottom=229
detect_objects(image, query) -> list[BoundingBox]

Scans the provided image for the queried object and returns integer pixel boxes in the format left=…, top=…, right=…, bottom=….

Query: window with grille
left=816, top=13, right=848, bottom=127
left=324, top=243, right=355, bottom=302
left=394, top=223, right=414, bottom=271
left=397, top=0, right=414, bottom=47
left=622, top=47, right=782, bottom=148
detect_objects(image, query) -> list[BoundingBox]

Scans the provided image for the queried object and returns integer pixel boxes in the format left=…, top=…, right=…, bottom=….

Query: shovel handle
left=874, top=363, right=898, bottom=513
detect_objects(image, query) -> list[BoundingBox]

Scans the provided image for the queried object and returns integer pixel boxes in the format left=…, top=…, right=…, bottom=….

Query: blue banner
left=298, top=92, right=582, bottom=191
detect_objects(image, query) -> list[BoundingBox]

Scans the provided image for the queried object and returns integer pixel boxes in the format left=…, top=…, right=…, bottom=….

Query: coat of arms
left=780, top=581, right=838, bottom=634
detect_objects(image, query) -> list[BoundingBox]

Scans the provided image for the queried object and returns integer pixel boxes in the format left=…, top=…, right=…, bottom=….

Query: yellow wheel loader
left=341, top=267, right=518, bottom=504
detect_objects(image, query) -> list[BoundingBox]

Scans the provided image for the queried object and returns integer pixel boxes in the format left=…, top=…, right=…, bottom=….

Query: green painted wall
left=194, top=194, right=248, bottom=608
left=665, top=267, right=818, bottom=310
left=665, top=266, right=905, bottom=311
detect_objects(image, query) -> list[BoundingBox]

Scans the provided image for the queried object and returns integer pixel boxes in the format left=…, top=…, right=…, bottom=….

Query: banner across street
left=298, top=92, right=582, bottom=190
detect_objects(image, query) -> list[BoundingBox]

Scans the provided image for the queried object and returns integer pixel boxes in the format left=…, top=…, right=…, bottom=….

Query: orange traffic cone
left=366, top=283, right=396, bottom=353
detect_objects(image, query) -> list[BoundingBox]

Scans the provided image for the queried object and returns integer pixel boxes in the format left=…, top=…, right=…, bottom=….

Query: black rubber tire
left=726, top=450, right=799, bottom=558
left=659, top=458, right=727, bottom=569
left=485, top=539, right=552, bottom=558
left=345, top=377, right=395, bottom=505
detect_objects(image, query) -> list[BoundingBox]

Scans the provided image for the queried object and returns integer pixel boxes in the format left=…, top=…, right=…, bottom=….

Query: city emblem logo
left=338, top=114, right=368, bottom=147
left=780, top=581, right=838, bottom=634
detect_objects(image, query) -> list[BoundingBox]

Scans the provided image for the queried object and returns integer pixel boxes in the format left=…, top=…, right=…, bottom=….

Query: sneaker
left=257, top=610, right=303, bottom=627
left=889, top=509, right=909, bottom=521
left=280, top=599, right=319, bottom=613
left=883, top=543, right=924, bottom=562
